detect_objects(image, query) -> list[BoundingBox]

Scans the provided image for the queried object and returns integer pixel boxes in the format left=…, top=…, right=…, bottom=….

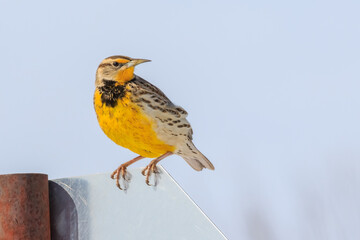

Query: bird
left=93, top=55, right=214, bottom=189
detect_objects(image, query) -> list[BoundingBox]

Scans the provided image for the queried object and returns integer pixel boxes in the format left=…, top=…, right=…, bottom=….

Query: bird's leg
left=111, top=155, right=145, bottom=190
left=142, top=152, right=173, bottom=186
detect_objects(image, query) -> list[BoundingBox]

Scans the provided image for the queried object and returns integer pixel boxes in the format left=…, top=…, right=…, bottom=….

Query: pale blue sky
left=1, top=0, right=360, bottom=239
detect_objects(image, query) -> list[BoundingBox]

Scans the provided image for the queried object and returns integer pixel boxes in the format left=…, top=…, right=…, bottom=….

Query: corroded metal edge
left=0, top=173, right=51, bottom=240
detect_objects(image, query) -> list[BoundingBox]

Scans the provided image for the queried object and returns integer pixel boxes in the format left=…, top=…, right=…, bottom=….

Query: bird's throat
left=115, top=67, right=135, bottom=84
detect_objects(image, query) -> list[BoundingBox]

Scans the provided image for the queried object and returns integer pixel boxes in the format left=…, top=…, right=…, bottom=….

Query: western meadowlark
left=94, top=55, right=214, bottom=189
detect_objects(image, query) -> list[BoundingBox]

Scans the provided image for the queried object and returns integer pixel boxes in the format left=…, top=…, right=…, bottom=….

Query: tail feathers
left=183, top=156, right=206, bottom=171
left=179, top=142, right=215, bottom=171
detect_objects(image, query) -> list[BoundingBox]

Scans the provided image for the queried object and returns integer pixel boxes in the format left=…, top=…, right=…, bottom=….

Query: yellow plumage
left=94, top=89, right=175, bottom=158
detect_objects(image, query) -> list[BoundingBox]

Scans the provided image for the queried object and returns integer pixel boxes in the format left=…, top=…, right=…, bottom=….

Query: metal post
left=0, top=173, right=51, bottom=240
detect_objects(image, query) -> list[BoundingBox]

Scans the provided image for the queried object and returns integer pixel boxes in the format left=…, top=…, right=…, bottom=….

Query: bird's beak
left=120, top=58, right=151, bottom=71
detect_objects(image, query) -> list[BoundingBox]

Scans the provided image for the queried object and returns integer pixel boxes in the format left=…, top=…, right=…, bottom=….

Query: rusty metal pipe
left=0, top=173, right=51, bottom=240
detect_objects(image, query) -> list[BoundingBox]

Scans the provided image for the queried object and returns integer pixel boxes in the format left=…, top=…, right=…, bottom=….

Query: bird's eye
left=113, top=62, right=120, bottom=67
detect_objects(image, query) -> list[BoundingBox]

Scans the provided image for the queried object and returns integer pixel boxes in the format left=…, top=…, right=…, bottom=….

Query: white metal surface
left=49, top=166, right=227, bottom=240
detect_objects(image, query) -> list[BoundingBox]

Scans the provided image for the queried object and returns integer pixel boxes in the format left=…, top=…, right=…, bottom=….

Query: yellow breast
left=94, top=89, right=175, bottom=158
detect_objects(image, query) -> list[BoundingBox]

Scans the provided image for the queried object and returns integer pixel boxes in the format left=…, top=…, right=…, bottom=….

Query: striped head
left=95, top=55, right=150, bottom=87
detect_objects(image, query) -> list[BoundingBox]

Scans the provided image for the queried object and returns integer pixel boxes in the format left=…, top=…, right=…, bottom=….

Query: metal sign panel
left=49, top=166, right=226, bottom=240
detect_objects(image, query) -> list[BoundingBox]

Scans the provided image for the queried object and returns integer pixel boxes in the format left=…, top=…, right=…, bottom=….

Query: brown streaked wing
left=128, top=75, right=193, bottom=140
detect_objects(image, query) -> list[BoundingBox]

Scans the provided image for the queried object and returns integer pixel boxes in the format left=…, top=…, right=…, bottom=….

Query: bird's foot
left=141, top=161, right=161, bottom=186
left=111, top=165, right=132, bottom=190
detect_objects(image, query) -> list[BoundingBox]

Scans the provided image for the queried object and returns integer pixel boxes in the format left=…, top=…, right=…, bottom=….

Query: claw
left=142, top=162, right=161, bottom=186
left=141, top=167, right=147, bottom=176
left=110, top=165, right=132, bottom=190
left=116, top=180, right=123, bottom=190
